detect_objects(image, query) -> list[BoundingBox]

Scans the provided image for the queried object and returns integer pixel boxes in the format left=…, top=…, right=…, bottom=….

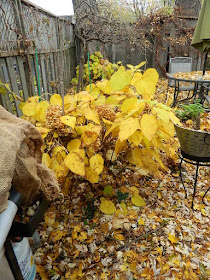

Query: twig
left=114, top=222, right=167, bottom=253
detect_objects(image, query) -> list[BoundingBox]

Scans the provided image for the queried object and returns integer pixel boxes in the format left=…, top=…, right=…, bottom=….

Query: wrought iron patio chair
left=167, top=57, right=195, bottom=105
left=169, top=57, right=192, bottom=86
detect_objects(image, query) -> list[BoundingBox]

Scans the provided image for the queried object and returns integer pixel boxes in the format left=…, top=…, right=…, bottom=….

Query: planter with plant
left=174, top=100, right=210, bottom=209
left=175, top=100, right=204, bottom=130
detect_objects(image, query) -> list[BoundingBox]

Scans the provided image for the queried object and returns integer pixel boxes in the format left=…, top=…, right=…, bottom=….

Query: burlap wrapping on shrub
left=0, top=106, right=60, bottom=213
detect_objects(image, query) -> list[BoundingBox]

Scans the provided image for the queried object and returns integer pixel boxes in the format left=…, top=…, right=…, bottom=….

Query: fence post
left=57, top=18, right=65, bottom=114
left=11, top=0, right=34, bottom=97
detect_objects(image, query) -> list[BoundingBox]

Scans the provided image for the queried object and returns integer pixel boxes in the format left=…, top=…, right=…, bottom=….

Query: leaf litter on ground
left=30, top=77, right=210, bottom=280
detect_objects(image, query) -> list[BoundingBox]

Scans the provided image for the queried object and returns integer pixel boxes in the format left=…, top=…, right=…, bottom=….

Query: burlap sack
left=0, top=106, right=60, bottom=213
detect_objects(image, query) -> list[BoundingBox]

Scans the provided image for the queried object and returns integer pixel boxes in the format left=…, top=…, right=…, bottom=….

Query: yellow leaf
left=67, top=139, right=81, bottom=152
left=110, top=67, right=132, bottom=91
left=105, top=96, right=119, bottom=105
left=120, top=264, right=129, bottom=272
left=168, top=233, right=178, bottom=244
left=157, top=246, right=162, bottom=255
left=64, top=94, right=76, bottom=107
left=125, top=102, right=145, bottom=118
left=130, top=72, right=142, bottom=86
left=100, top=199, right=116, bottom=214
left=42, top=153, right=51, bottom=168
left=52, top=146, right=66, bottom=163
left=157, top=119, right=175, bottom=137
left=44, top=212, right=55, bottom=227
left=19, top=102, right=25, bottom=110
left=169, top=111, right=182, bottom=126
left=78, top=231, right=87, bottom=242
left=36, top=126, right=51, bottom=135
left=81, top=131, right=98, bottom=146
left=201, top=208, right=207, bottom=216
left=50, top=159, right=69, bottom=180
left=129, top=186, right=139, bottom=195
left=120, top=202, right=128, bottom=215
left=136, top=61, right=146, bottom=69
left=102, top=118, right=113, bottom=125
left=89, top=154, right=104, bottom=174
left=86, top=84, right=96, bottom=92
left=121, top=97, right=138, bottom=114
left=77, top=91, right=95, bottom=104
left=96, top=80, right=112, bottom=95
left=49, top=230, right=64, bottom=242
left=77, top=115, right=85, bottom=125
left=36, top=265, right=49, bottom=280
left=22, top=102, right=37, bottom=116
left=141, top=151, right=158, bottom=172
left=141, top=114, right=158, bottom=141
left=128, top=130, right=143, bottom=146
left=157, top=191, right=162, bottom=199
left=188, top=268, right=199, bottom=280
left=119, top=117, right=140, bottom=142
left=152, top=107, right=170, bottom=123
left=86, top=123, right=102, bottom=134
left=138, top=218, right=145, bottom=225
left=106, top=150, right=117, bottom=161
left=114, top=232, right=124, bottom=241
left=64, top=150, right=85, bottom=177
left=131, top=195, right=146, bottom=207
left=150, top=150, right=168, bottom=171
left=91, top=88, right=100, bottom=98
left=85, top=166, right=99, bottom=183
left=142, top=68, right=159, bottom=84
left=104, top=121, right=120, bottom=138
left=84, top=107, right=100, bottom=124
left=93, top=95, right=106, bottom=105
left=50, top=93, right=62, bottom=106
left=172, top=257, right=180, bottom=266
left=135, top=78, right=156, bottom=99
left=115, top=139, right=127, bottom=155
left=127, top=148, right=143, bottom=167
left=33, top=101, right=49, bottom=123
left=60, top=115, right=76, bottom=129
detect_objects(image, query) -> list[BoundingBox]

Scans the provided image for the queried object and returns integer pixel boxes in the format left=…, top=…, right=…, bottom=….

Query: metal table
left=167, top=73, right=210, bottom=106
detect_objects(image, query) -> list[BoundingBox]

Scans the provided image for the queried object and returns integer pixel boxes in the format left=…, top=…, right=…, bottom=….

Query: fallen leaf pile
left=30, top=80, right=210, bottom=280
left=33, top=161, right=210, bottom=280
left=173, top=71, right=210, bottom=81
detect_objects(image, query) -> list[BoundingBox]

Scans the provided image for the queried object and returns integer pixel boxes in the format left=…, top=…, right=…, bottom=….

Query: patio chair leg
left=202, top=184, right=210, bottom=205
left=191, top=163, right=199, bottom=210
left=179, top=158, right=187, bottom=198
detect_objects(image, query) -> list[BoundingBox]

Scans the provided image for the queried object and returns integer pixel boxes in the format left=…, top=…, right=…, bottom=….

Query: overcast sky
left=28, top=0, right=74, bottom=16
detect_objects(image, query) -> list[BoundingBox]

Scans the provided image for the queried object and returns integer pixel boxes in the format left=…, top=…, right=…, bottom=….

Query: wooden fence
left=0, top=0, right=76, bottom=116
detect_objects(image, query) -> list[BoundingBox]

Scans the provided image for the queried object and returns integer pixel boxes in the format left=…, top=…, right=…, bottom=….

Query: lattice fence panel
left=21, top=2, right=58, bottom=52
left=0, top=0, right=19, bottom=52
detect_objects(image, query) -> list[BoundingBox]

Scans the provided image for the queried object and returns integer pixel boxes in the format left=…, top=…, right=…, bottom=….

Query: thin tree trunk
left=77, top=41, right=87, bottom=92
left=77, top=41, right=85, bottom=92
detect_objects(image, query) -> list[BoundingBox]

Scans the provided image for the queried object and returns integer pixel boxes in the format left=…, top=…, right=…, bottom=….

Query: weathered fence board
left=49, top=53, right=56, bottom=93
left=46, top=54, right=52, bottom=94
left=17, top=56, right=29, bottom=100
left=40, top=54, right=48, bottom=95
left=0, top=58, right=13, bottom=114
left=5, top=57, right=22, bottom=116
